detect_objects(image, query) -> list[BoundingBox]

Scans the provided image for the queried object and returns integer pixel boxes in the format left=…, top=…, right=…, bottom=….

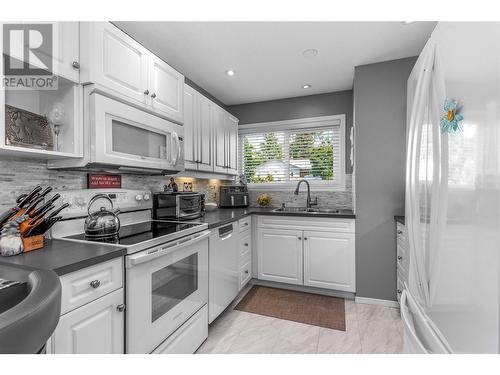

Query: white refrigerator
left=403, top=22, right=500, bottom=353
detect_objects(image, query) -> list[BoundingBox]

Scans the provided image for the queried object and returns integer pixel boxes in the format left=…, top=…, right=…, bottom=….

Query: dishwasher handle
left=218, top=223, right=233, bottom=239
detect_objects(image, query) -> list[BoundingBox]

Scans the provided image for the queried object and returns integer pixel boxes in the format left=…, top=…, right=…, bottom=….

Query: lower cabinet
left=257, top=228, right=303, bottom=285
left=51, top=288, right=125, bottom=354
left=256, top=216, right=356, bottom=292
left=303, top=231, right=355, bottom=292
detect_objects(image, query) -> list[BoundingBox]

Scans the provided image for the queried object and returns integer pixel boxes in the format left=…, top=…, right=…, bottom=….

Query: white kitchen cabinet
left=238, top=217, right=252, bottom=290
left=80, top=22, right=184, bottom=124
left=257, top=228, right=303, bottom=285
left=81, top=22, right=149, bottom=104
left=256, top=216, right=356, bottom=293
left=227, top=114, right=239, bottom=175
left=148, top=54, right=184, bottom=124
left=51, top=288, right=125, bottom=354
left=184, top=85, right=214, bottom=172
left=183, top=85, right=197, bottom=169
left=198, top=95, right=214, bottom=171
left=50, top=22, right=81, bottom=83
left=213, top=104, right=228, bottom=173
left=303, top=231, right=356, bottom=292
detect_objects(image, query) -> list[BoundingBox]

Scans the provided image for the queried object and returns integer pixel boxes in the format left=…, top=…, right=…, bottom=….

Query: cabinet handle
left=89, top=280, right=100, bottom=289
left=244, top=270, right=249, bottom=274
left=298, top=236, right=302, bottom=240
left=397, top=289, right=402, bottom=294
left=72, top=61, right=80, bottom=69
left=244, top=243, right=249, bottom=246
left=397, top=256, right=403, bottom=260
left=397, top=230, right=403, bottom=235
left=144, top=89, right=150, bottom=95
left=116, top=304, right=125, bottom=312
left=304, top=237, right=308, bottom=240
left=151, top=93, right=157, bottom=99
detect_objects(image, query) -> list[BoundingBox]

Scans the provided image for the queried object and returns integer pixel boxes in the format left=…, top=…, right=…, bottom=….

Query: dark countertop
left=0, top=239, right=126, bottom=276
left=196, top=207, right=356, bottom=229
left=394, top=216, right=405, bottom=225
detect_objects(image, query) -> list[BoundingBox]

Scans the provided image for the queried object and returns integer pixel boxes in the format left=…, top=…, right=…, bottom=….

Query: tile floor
left=197, top=286, right=403, bottom=354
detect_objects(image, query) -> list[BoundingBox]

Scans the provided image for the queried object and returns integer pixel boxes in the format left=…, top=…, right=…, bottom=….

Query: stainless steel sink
left=272, top=207, right=341, bottom=214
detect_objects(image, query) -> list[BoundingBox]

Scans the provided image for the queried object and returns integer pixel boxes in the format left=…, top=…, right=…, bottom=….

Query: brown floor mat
left=234, top=285, right=345, bottom=331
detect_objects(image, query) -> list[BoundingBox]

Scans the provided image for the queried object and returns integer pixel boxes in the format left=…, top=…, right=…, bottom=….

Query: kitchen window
left=238, top=115, right=346, bottom=190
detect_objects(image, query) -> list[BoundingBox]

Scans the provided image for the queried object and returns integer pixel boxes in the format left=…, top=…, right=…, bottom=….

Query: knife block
left=21, top=235, right=44, bottom=252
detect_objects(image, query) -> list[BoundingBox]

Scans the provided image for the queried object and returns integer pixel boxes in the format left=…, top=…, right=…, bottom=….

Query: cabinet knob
left=298, top=236, right=302, bottom=240
left=397, top=255, right=403, bottom=260
left=151, top=93, right=157, bottom=99
left=72, top=61, right=80, bottom=69
left=244, top=243, right=249, bottom=246
left=397, top=289, right=402, bottom=294
left=244, top=270, right=249, bottom=274
left=89, top=280, right=100, bottom=289
left=304, top=237, right=308, bottom=240
left=144, top=89, right=150, bottom=95
left=116, top=304, right=125, bottom=312
left=397, top=230, right=403, bottom=235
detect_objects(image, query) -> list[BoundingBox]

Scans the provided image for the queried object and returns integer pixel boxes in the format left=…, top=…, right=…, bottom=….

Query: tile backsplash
left=0, top=157, right=353, bottom=211
left=248, top=174, right=353, bottom=210
left=0, top=157, right=223, bottom=211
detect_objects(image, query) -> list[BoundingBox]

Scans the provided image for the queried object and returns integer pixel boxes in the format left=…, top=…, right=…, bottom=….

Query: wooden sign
left=87, top=174, right=122, bottom=189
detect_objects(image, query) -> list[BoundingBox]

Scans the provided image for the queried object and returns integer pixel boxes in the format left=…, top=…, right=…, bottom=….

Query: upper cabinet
left=0, top=22, right=83, bottom=159
left=184, top=85, right=239, bottom=176
left=80, top=22, right=184, bottom=124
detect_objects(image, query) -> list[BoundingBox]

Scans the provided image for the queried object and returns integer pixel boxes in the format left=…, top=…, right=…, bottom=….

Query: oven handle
left=125, top=230, right=210, bottom=268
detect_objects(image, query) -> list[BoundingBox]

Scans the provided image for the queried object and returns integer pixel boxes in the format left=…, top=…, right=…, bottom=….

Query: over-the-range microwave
left=48, top=86, right=185, bottom=174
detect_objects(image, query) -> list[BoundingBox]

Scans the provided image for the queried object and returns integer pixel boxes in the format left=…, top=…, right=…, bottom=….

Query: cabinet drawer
left=60, top=258, right=123, bottom=314
left=239, top=231, right=251, bottom=259
left=239, top=216, right=251, bottom=233
left=396, top=222, right=406, bottom=241
left=397, top=244, right=409, bottom=276
left=152, top=305, right=208, bottom=354
left=239, top=262, right=252, bottom=290
left=257, top=215, right=354, bottom=233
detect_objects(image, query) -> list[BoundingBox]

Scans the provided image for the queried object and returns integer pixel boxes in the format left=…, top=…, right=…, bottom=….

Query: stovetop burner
left=65, top=220, right=205, bottom=249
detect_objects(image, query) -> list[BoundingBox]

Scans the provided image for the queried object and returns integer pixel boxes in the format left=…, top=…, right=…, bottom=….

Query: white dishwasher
left=208, top=222, right=239, bottom=323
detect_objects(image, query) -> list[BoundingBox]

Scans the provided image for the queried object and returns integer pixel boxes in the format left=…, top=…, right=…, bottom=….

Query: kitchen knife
left=28, top=204, right=55, bottom=226
left=16, top=186, right=42, bottom=209
left=44, top=203, right=69, bottom=221
left=24, top=196, right=46, bottom=217
left=30, top=193, right=61, bottom=219
left=29, top=216, right=62, bottom=236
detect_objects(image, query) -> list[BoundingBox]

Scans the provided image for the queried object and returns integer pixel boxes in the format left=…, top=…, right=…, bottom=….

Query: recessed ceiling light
left=225, top=69, right=235, bottom=76
left=401, top=21, right=414, bottom=25
left=302, top=49, right=318, bottom=59
left=302, top=84, right=311, bottom=89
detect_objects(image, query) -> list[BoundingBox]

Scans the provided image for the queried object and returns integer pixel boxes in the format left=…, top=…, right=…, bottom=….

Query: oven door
left=125, top=231, right=209, bottom=354
left=90, top=93, right=184, bottom=172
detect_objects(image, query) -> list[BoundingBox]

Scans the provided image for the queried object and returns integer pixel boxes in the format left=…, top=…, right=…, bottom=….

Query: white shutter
left=238, top=122, right=344, bottom=187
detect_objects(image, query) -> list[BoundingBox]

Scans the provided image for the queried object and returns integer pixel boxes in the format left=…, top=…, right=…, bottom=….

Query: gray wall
left=354, top=57, right=416, bottom=301
left=228, top=90, right=353, bottom=174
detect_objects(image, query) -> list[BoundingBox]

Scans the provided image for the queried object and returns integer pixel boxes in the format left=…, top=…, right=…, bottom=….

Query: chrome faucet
left=294, top=179, right=318, bottom=209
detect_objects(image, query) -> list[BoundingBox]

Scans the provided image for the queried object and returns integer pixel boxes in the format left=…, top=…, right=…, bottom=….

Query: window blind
left=238, top=126, right=343, bottom=185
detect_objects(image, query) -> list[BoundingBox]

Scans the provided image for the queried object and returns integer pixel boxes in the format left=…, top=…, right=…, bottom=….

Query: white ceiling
left=115, top=22, right=436, bottom=105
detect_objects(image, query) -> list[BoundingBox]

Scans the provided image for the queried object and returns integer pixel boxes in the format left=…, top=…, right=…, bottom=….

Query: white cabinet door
left=183, top=85, right=197, bottom=169
left=198, top=94, right=213, bottom=172
left=213, top=105, right=227, bottom=173
left=53, top=289, right=124, bottom=354
left=148, top=54, right=184, bottom=124
left=257, top=228, right=303, bottom=285
left=87, top=22, right=149, bottom=104
left=303, top=231, right=356, bottom=292
left=52, top=22, right=80, bottom=82
left=227, top=114, right=239, bottom=175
